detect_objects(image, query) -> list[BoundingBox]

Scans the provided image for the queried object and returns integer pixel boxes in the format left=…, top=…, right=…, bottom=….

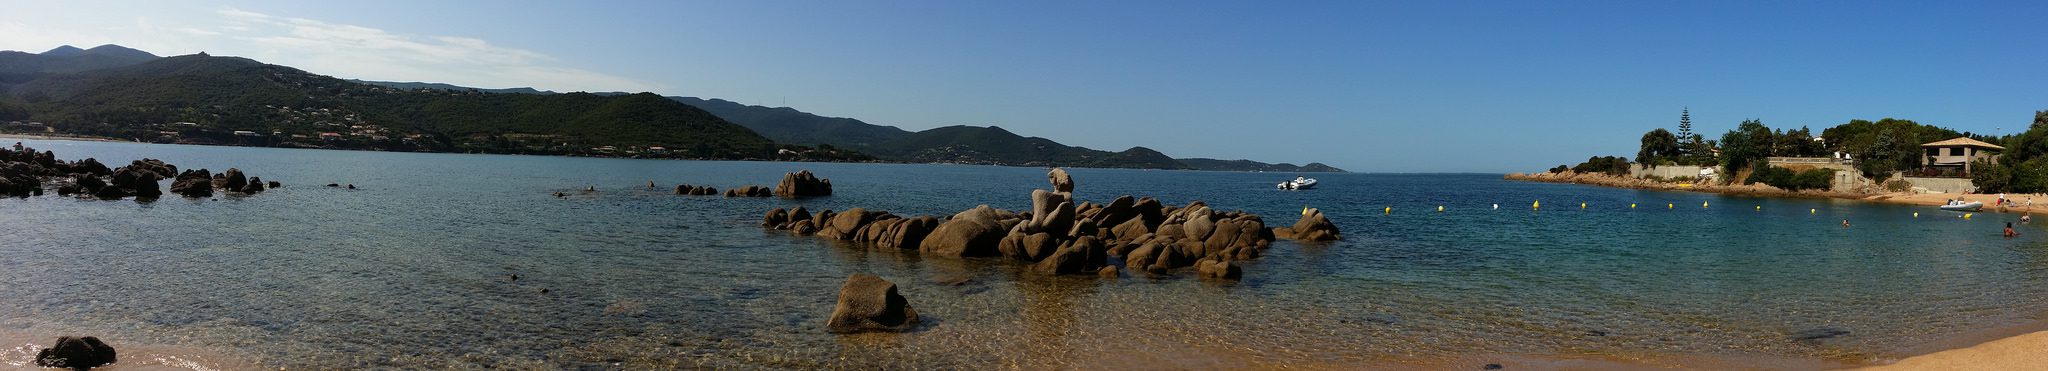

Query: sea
left=3, top=139, right=2046, bottom=370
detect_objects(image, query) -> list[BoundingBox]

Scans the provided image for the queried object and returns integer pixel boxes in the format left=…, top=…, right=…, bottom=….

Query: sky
left=4, top=0, right=2045, bottom=173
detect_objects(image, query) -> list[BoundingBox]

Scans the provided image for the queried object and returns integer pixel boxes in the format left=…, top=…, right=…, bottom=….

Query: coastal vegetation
left=1965, top=110, right=2048, bottom=193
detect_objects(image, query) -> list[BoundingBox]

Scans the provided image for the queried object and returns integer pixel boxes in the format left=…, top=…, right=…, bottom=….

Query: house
left=1921, top=137, right=2003, bottom=174
left=232, top=130, right=262, bottom=137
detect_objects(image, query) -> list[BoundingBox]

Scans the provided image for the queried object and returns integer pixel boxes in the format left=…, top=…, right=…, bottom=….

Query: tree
left=1676, top=107, right=1694, bottom=141
left=1682, top=135, right=1717, bottom=166
left=1718, top=119, right=1774, bottom=175
left=2033, top=109, right=2048, bottom=129
left=1638, top=128, right=1679, bottom=168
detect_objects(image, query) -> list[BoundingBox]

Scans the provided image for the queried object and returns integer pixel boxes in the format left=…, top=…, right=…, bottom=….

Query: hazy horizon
left=6, top=0, right=2044, bottom=172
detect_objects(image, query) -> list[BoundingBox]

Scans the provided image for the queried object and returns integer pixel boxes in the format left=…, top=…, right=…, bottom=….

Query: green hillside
left=3, top=54, right=774, bottom=158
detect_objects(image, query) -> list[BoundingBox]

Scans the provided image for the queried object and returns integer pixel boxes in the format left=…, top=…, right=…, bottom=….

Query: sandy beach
left=1858, top=330, right=2048, bottom=370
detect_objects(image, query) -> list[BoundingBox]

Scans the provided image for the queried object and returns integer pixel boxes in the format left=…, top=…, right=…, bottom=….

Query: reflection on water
left=3, top=139, right=2048, bottom=368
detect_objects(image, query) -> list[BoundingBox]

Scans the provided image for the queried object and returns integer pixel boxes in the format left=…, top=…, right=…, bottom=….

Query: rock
left=73, top=174, right=106, bottom=194
left=131, top=171, right=162, bottom=198
left=1098, top=265, right=1120, bottom=278
left=1284, top=207, right=1342, bottom=241
left=675, top=184, right=692, bottom=194
left=787, top=207, right=812, bottom=228
left=853, top=217, right=900, bottom=244
left=998, top=228, right=1061, bottom=262
left=1109, top=216, right=1151, bottom=242
left=1484, top=364, right=1504, bottom=370
left=1048, top=168, right=1074, bottom=193
left=1091, top=195, right=1138, bottom=227
left=241, top=176, right=266, bottom=193
left=168, top=169, right=210, bottom=196
left=92, top=184, right=126, bottom=200
left=789, top=219, right=819, bottom=236
left=775, top=170, right=833, bottom=198
left=878, top=216, right=938, bottom=249
left=267, top=181, right=281, bottom=188
left=1035, top=236, right=1103, bottom=275
left=919, top=205, right=1008, bottom=257
left=34, top=336, right=116, bottom=370
left=1196, top=258, right=1242, bottom=280
left=69, top=158, right=111, bottom=176
left=825, top=274, right=919, bottom=333
left=326, top=183, right=339, bottom=187
left=819, top=208, right=880, bottom=240
left=763, top=208, right=790, bottom=228
left=1125, top=240, right=1162, bottom=272
left=1026, top=189, right=1076, bottom=236
left=109, top=168, right=139, bottom=190
left=1791, top=327, right=1850, bottom=341
left=220, top=168, right=248, bottom=192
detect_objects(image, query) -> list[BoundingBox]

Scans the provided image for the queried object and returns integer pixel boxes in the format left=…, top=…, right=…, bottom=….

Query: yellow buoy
left=1667, top=203, right=1674, bottom=209
left=1811, top=208, right=1817, bottom=214
left=1533, top=200, right=1540, bottom=210
left=1580, top=202, right=1587, bottom=209
left=1703, top=201, right=1709, bottom=208
left=1384, top=207, right=1391, bottom=215
left=1438, top=205, right=1445, bottom=212
left=1302, top=206, right=1309, bottom=216
left=1755, top=205, right=1761, bottom=211
left=1965, top=213, right=1974, bottom=220
left=1630, top=203, right=1636, bottom=209
left=1913, top=212, right=1919, bottom=218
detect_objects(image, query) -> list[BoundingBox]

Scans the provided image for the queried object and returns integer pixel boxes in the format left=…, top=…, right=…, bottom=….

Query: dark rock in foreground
left=826, top=273, right=919, bottom=333
left=34, top=336, right=116, bottom=370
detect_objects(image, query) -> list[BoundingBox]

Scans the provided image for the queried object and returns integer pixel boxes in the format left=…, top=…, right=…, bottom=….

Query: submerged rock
left=34, top=336, right=116, bottom=370
left=826, top=273, right=919, bottom=333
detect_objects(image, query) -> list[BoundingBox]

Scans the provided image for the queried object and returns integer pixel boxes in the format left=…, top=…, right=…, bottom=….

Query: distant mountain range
left=0, top=44, right=1343, bottom=171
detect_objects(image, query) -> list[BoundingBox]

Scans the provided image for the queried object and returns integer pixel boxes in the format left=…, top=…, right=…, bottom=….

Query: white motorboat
left=1939, top=200, right=1982, bottom=212
left=1276, top=176, right=1318, bottom=190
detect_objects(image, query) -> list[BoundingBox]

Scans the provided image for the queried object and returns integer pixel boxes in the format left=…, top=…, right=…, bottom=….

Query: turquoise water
left=3, top=139, right=2047, bottom=369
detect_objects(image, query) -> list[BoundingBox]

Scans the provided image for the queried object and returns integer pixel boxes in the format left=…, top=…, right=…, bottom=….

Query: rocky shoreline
left=1503, top=170, right=1874, bottom=200
left=1, top=143, right=278, bottom=201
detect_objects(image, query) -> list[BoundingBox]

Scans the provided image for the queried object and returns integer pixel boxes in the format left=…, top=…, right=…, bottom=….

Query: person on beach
left=2006, top=222, right=2018, bottom=238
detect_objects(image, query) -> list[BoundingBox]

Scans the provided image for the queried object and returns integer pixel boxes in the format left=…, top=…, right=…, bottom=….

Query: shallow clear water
left=3, top=139, right=2046, bottom=369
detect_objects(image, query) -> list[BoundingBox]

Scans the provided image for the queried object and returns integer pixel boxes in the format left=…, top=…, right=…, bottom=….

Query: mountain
left=0, top=44, right=161, bottom=86
left=350, top=79, right=555, bottom=95
left=668, top=96, right=911, bottom=149
left=3, top=53, right=775, bottom=158
left=867, top=125, right=1187, bottom=169
left=1177, top=158, right=1348, bottom=173
left=41, top=45, right=86, bottom=57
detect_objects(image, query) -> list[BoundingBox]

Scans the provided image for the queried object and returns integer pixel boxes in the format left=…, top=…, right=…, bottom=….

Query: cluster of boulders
left=766, top=168, right=1344, bottom=281
left=34, top=336, right=116, bottom=370
left=674, top=184, right=718, bottom=196
left=724, top=185, right=772, bottom=197
left=0, top=145, right=277, bottom=200
left=1274, top=207, right=1341, bottom=241
left=774, top=170, right=832, bottom=198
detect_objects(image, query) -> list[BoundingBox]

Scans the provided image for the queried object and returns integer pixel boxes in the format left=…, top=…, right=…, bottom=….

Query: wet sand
left=0, top=330, right=255, bottom=371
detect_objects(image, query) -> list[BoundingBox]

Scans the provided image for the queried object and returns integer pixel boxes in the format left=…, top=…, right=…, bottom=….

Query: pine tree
left=1677, top=107, right=1693, bottom=139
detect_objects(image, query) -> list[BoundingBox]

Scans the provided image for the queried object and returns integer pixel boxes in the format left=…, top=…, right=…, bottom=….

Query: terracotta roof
left=1920, top=137, right=2005, bottom=150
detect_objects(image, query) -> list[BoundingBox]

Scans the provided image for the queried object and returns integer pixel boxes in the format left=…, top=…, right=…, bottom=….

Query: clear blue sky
left=5, top=0, right=2045, bottom=172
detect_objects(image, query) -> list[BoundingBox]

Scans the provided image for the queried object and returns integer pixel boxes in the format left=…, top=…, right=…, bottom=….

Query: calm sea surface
left=3, top=139, right=2047, bottom=369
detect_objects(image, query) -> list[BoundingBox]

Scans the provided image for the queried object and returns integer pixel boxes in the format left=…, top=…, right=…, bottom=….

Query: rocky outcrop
left=724, top=185, right=772, bottom=197
left=764, top=168, right=1314, bottom=281
left=0, top=146, right=274, bottom=200
left=1048, top=167, right=1074, bottom=193
left=825, top=274, right=919, bottom=333
left=775, top=170, right=833, bottom=198
left=675, top=184, right=719, bottom=196
left=170, top=169, right=213, bottom=197
left=1274, top=207, right=1341, bottom=242
left=919, top=206, right=1011, bottom=257
left=34, top=336, right=116, bottom=370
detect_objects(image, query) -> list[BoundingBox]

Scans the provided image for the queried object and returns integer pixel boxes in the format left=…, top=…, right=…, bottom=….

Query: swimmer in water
left=1841, top=219, right=1850, bottom=228
left=2006, top=222, right=2019, bottom=238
